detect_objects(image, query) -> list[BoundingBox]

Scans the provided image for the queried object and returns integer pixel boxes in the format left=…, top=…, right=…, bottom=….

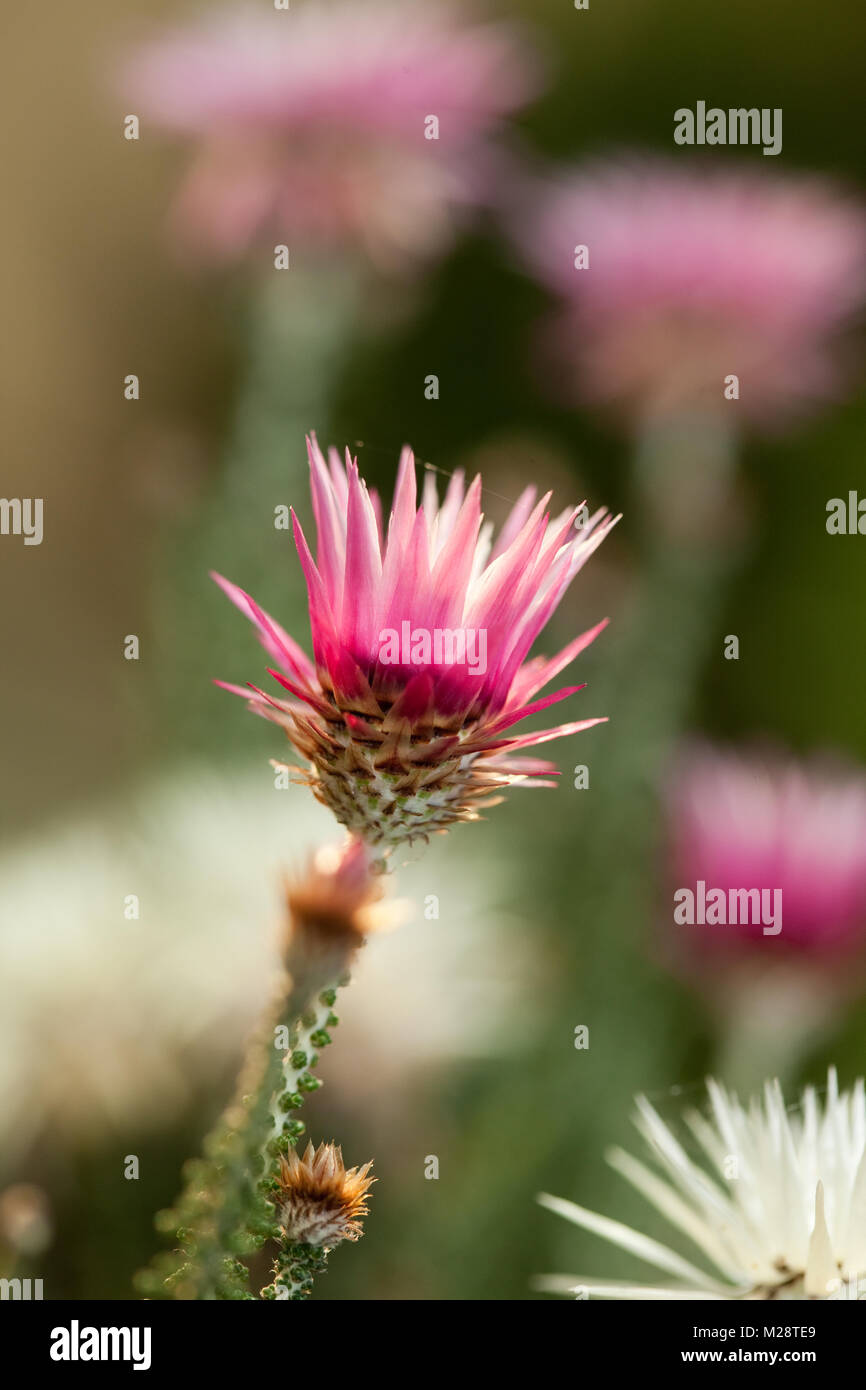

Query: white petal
left=533, top=1274, right=730, bottom=1300
left=536, top=1192, right=726, bottom=1292
left=841, top=1148, right=866, bottom=1272
left=805, top=1181, right=839, bottom=1297
left=607, top=1146, right=745, bottom=1283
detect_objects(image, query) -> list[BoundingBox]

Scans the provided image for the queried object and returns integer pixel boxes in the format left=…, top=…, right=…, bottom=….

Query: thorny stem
left=258, top=970, right=354, bottom=1300
left=136, top=1000, right=283, bottom=1300
left=262, top=1242, right=329, bottom=1300
left=266, top=986, right=342, bottom=1146
left=136, top=961, right=352, bottom=1300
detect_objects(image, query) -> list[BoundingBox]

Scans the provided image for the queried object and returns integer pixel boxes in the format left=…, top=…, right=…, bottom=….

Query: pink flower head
left=123, top=2, right=541, bottom=267
left=667, top=743, right=866, bottom=956
left=515, top=158, right=866, bottom=428
left=214, top=436, right=616, bottom=852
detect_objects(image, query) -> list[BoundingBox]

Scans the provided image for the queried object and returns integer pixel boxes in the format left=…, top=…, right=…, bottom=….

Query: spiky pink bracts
left=215, top=437, right=616, bottom=854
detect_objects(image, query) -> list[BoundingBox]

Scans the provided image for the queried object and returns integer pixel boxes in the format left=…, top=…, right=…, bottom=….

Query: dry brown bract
left=276, top=1141, right=375, bottom=1248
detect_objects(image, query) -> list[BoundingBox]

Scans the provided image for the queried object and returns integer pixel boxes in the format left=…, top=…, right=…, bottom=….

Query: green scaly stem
left=135, top=968, right=348, bottom=1300
left=258, top=977, right=353, bottom=1300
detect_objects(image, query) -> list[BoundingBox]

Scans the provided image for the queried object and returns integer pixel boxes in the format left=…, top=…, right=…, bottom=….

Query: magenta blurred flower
left=667, top=743, right=866, bottom=955
left=123, top=2, right=541, bottom=267
left=214, top=436, right=616, bottom=852
left=515, top=159, right=866, bottom=427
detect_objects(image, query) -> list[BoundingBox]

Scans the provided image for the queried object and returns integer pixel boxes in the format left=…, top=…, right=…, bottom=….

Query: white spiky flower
left=538, top=1069, right=866, bottom=1300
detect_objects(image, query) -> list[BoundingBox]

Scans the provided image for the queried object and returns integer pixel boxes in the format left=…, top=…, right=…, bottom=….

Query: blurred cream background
left=0, top=766, right=545, bottom=1175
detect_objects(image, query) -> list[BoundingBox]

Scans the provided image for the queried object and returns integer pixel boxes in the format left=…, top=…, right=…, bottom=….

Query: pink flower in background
left=214, top=436, right=616, bottom=852
left=667, top=742, right=866, bottom=955
left=123, top=2, right=541, bottom=267
left=514, top=159, right=866, bottom=427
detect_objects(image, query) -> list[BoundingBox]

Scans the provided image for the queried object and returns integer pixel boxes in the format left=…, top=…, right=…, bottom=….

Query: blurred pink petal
left=122, top=2, right=542, bottom=267
left=512, top=157, right=866, bottom=428
left=667, top=742, right=866, bottom=956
